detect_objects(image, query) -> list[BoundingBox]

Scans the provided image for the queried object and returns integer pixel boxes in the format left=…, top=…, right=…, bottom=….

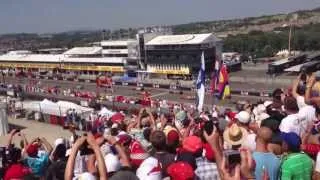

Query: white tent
left=39, top=99, right=62, bottom=116
left=98, top=107, right=115, bottom=118
left=56, top=101, right=93, bottom=117
left=22, top=99, right=94, bottom=117
left=22, top=99, right=62, bottom=116
left=20, top=101, right=42, bottom=112
left=57, top=101, right=92, bottom=112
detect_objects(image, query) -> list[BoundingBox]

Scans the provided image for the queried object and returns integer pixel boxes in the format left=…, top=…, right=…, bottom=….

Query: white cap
left=103, top=128, right=111, bottom=139
left=136, top=157, right=162, bottom=180
left=257, top=104, right=266, bottom=114
left=104, top=153, right=121, bottom=173
left=111, top=123, right=118, bottom=129
left=54, top=138, right=65, bottom=147
left=235, top=111, right=251, bottom=124
left=257, top=113, right=270, bottom=122
left=264, top=101, right=273, bottom=108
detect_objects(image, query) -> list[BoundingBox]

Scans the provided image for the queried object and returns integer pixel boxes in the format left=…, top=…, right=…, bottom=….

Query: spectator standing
left=45, top=143, right=67, bottom=180
left=23, top=137, right=52, bottom=178
left=252, top=127, right=280, bottom=180
left=279, top=96, right=301, bottom=135
left=149, top=130, right=175, bottom=178
left=280, top=132, right=313, bottom=180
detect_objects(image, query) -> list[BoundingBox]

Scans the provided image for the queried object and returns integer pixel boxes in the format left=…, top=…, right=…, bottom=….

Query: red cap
left=93, top=133, right=103, bottom=139
left=167, top=161, right=195, bottom=180
left=118, top=134, right=132, bottom=145
left=129, top=140, right=149, bottom=167
left=110, top=113, right=125, bottom=124
left=167, top=130, right=179, bottom=144
left=226, top=111, right=237, bottom=122
left=26, top=144, right=39, bottom=157
left=182, top=136, right=203, bottom=153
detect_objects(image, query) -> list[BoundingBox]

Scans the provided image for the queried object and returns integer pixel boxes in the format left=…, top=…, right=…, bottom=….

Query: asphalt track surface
left=3, top=76, right=271, bottom=108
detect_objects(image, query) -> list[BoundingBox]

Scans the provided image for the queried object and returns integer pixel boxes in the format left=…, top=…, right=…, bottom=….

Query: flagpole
left=196, top=51, right=205, bottom=112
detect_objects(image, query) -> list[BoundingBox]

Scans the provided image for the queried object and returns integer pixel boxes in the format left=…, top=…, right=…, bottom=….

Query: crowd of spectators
left=2, top=72, right=320, bottom=180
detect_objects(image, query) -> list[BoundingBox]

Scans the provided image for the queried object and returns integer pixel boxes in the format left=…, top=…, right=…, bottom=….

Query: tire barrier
left=153, top=84, right=160, bottom=88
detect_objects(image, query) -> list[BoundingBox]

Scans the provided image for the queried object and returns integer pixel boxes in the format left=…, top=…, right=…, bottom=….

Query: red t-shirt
left=301, top=144, right=320, bottom=156
left=4, top=164, right=31, bottom=180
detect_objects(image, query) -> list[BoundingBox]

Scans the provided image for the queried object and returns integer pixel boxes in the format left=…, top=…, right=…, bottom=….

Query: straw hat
left=223, top=124, right=248, bottom=146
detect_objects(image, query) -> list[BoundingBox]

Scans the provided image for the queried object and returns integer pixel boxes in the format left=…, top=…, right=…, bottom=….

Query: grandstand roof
left=101, top=40, right=136, bottom=47
left=65, top=57, right=124, bottom=64
left=63, top=47, right=102, bottom=55
left=0, top=54, right=64, bottom=62
left=145, top=33, right=219, bottom=46
left=0, top=54, right=124, bottom=64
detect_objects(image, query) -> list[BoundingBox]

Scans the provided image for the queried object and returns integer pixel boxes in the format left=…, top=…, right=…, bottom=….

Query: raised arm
left=106, top=136, right=131, bottom=167
left=306, top=73, right=317, bottom=104
left=87, top=133, right=107, bottom=180
left=146, top=108, right=156, bottom=130
left=136, top=108, right=144, bottom=129
left=292, top=75, right=300, bottom=99
left=20, top=133, right=28, bottom=147
left=203, top=129, right=223, bottom=167
left=40, top=137, right=53, bottom=154
left=64, top=136, right=86, bottom=180
left=7, top=129, right=18, bottom=148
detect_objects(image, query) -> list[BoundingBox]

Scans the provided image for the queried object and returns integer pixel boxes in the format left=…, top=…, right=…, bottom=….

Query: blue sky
left=0, top=0, right=319, bottom=34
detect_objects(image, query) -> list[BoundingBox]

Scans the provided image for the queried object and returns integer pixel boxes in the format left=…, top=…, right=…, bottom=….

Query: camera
left=224, top=150, right=241, bottom=166
left=79, top=140, right=94, bottom=156
left=78, top=134, right=94, bottom=156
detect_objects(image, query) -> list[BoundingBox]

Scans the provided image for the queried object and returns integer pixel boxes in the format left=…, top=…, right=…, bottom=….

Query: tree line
left=223, top=23, right=320, bottom=58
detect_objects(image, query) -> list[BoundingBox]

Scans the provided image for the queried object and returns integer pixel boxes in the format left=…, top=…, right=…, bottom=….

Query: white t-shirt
left=316, top=152, right=320, bottom=173
left=296, top=95, right=307, bottom=109
left=279, top=114, right=301, bottom=135
left=242, top=133, right=257, bottom=151
left=73, top=152, right=88, bottom=178
left=298, top=105, right=316, bottom=134
left=296, top=95, right=316, bottom=134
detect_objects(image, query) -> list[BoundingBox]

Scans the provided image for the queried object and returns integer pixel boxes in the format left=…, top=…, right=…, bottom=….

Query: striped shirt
left=280, top=152, right=313, bottom=180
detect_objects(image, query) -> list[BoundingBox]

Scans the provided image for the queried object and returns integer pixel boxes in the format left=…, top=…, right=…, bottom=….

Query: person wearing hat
left=292, top=75, right=317, bottom=134
left=3, top=130, right=32, bottom=180
left=167, top=161, right=195, bottom=180
left=280, top=132, right=313, bottom=180
left=23, top=137, right=53, bottom=178
left=181, top=136, right=220, bottom=180
left=164, top=127, right=180, bottom=154
left=223, top=123, right=248, bottom=149
left=136, top=156, right=162, bottom=180
left=235, top=111, right=251, bottom=132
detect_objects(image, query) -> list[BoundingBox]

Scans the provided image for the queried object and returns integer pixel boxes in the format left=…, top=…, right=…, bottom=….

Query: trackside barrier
left=5, top=74, right=272, bottom=97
